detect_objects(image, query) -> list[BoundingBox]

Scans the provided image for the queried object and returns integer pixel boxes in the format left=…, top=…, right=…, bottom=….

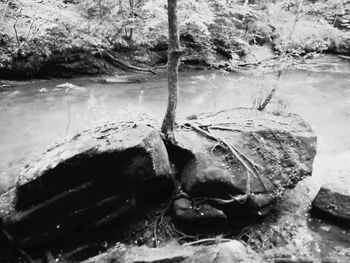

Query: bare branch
left=12, top=17, right=43, bottom=55
left=26, top=19, right=36, bottom=40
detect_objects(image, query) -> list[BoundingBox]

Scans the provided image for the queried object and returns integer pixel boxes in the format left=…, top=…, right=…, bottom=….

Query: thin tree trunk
left=161, top=0, right=181, bottom=140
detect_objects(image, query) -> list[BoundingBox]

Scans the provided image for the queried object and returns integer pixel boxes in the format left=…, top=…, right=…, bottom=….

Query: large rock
left=83, top=240, right=263, bottom=263
left=312, top=183, right=350, bottom=224
left=171, top=108, right=317, bottom=223
left=0, top=121, right=173, bottom=248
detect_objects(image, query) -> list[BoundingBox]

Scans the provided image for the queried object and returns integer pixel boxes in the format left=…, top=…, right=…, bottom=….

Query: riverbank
left=1, top=0, right=350, bottom=79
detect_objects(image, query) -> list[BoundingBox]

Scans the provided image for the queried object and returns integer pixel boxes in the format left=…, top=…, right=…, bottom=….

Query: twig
left=207, top=126, right=241, bottom=132
left=65, top=100, right=71, bottom=138
left=172, top=227, right=196, bottom=240
left=12, top=13, right=42, bottom=55
left=210, top=142, right=221, bottom=154
left=183, top=238, right=232, bottom=246
left=161, top=221, right=173, bottom=238
left=13, top=16, right=20, bottom=47
left=153, top=219, right=158, bottom=247
left=26, top=19, right=35, bottom=40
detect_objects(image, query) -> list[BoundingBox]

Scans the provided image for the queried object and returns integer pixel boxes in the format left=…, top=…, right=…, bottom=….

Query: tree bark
left=161, top=0, right=181, bottom=140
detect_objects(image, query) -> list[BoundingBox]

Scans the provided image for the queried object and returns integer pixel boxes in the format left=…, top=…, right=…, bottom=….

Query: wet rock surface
left=312, top=183, right=350, bottom=224
left=171, top=108, right=317, bottom=225
left=0, top=121, right=173, bottom=248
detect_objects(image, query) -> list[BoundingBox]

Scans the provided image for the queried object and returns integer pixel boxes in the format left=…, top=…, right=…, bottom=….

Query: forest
left=0, top=0, right=350, bottom=78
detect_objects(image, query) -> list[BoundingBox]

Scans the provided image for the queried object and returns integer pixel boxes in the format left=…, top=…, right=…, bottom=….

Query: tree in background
left=161, top=0, right=181, bottom=140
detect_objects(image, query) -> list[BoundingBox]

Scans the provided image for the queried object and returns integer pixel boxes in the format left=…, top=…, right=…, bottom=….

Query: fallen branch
left=99, top=49, right=156, bottom=74
left=238, top=61, right=261, bottom=67
left=338, top=55, right=350, bottom=61
left=237, top=56, right=278, bottom=68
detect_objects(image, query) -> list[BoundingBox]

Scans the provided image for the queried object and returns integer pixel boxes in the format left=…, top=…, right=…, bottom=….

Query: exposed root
left=193, top=194, right=249, bottom=206
left=147, top=212, right=196, bottom=246
left=210, top=142, right=221, bottom=155
left=182, top=122, right=271, bottom=198
left=153, top=219, right=158, bottom=247
left=141, top=195, right=197, bottom=247
left=172, top=227, right=196, bottom=240
left=99, top=49, right=156, bottom=74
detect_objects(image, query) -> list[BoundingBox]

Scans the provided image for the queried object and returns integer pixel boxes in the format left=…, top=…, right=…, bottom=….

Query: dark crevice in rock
left=15, top=147, right=153, bottom=211
left=0, top=123, right=174, bottom=254
left=163, top=142, right=195, bottom=179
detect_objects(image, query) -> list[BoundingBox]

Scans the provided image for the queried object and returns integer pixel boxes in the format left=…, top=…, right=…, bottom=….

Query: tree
left=161, top=0, right=181, bottom=140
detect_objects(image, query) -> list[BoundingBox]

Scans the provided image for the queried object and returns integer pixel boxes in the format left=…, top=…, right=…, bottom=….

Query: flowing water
left=0, top=54, right=350, bottom=258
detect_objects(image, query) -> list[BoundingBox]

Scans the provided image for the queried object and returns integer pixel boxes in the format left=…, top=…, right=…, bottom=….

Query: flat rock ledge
left=312, top=183, right=350, bottom=224
left=82, top=240, right=263, bottom=263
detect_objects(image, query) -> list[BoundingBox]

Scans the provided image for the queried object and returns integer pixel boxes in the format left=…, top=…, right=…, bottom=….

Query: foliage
left=142, top=0, right=214, bottom=43
left=266, top=0, right=350, bottom=54
left=1, top=0, right=350, bottom=77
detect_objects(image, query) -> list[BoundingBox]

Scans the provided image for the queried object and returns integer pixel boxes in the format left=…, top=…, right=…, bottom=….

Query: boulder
left=171, top=108, right=317, bottom=223
left=0, top=121, right=173, bottom=248
left=83, top=240, right=263, bottom=263
left=312, top=183, right=350, bottom=224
